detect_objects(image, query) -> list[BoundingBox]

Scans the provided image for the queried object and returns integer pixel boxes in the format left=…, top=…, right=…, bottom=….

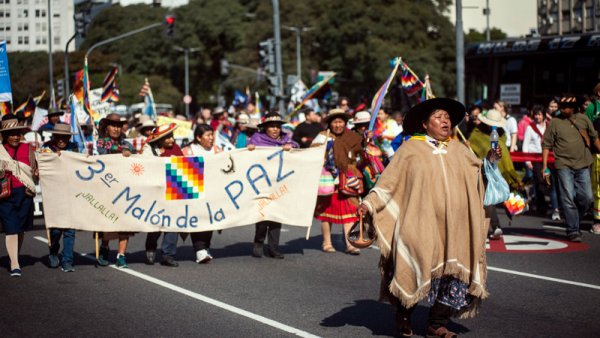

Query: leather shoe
left=145, top=251, right=156, bottom=265
left=267, top=248, right=284, bottom=259
left=160, top=256, right=179, bottom=267
left=252, top=243, right=263, bottom=258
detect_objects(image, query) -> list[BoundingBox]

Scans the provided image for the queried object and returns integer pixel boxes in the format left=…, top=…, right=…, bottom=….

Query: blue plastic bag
left=483, top=158, right=510, bottom=206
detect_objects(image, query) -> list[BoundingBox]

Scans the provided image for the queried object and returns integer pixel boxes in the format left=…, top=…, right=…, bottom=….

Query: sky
left=445, top=0, right=538, bottom=38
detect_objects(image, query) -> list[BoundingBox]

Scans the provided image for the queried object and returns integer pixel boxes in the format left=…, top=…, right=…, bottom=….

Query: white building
left=0, top=0, right=75, bottom=52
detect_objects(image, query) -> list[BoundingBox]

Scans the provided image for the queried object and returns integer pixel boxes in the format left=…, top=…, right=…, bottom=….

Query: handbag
left=0, top=144, right=20, bottom=201
left=483, top=158, right=510, bottom=206
left=317, top=167, right=335, bottom=196
left=339, top=168, right=364, bottom=196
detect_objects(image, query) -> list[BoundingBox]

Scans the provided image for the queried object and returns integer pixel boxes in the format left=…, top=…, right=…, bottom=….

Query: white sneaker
left=489, top=228, right=503, bottom=240
left=551, top=210, right=561, bottom=221
left=195, top=249, right=213, bottom=264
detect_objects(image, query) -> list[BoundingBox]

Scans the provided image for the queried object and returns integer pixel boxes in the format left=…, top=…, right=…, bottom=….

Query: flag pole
left=95, top=232, right=99, bottom=261
left=455, top=126, right=474, bottom=154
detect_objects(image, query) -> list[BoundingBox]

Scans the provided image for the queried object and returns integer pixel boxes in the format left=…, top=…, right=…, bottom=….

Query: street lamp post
left=174, top=46, right=200, bottom=117
left=47, top=0, right=55, bottom=108
left=283, top=25, right=313, bottom=81
left=455, top=0, right=465, bottom=104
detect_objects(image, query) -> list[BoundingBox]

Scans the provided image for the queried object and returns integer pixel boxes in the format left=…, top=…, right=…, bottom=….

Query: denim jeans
left=557, top=167, right=593, bottom=235
left=146, top=232, right=179, bottom=258
left=50, top=228, right=76, bottom=264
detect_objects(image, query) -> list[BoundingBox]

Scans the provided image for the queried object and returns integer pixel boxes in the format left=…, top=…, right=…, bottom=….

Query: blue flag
left=0, top=41, right=12, bottom=103
left=70, top=96, right=86, bottom=153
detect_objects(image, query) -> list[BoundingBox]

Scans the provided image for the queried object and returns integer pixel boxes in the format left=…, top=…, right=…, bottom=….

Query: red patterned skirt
left=314, top=192, right=359, bottom=224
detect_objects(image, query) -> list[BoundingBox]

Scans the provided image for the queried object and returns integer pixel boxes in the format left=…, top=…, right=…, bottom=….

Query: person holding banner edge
left=0, top=114, right=38, bottom=277
left=247, top=113, right=299, bottom=259
left=96, top=113, right=135, bottom=268
left=40, top=123, right=79, bottom=272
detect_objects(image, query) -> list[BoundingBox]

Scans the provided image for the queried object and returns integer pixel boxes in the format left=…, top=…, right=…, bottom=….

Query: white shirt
left=522, top=123, right=546, bottom=154
left=503, top=115, right=518, bottom=148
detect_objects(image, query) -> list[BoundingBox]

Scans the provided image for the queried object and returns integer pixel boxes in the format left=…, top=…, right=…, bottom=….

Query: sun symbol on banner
left=130, top=163, right=145, bottom=176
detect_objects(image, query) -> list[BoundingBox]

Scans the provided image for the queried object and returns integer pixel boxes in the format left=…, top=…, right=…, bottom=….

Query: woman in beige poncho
left=359, top=98, right=500, bottom=338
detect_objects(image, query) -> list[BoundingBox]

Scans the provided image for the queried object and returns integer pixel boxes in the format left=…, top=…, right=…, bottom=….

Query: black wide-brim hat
left=402, top=98, right=466, bottom=135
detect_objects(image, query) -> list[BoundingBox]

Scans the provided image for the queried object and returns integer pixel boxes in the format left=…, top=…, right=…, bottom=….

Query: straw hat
left=212, top=107, right=226, bottom=116
left=352, top=111, right=371, bottom=125
left=257, top=113, right=285, bottom=129
left=0, top=114, right=31, bottom=132
left=403, top=98, right=466, bottom=135
left=146, top=123, right=178, bottom=144
left=477, top=109, right=507, bottom=128
left=48, top=123, right=75, bottom=135
left=324, top=108, right=352, bottom=124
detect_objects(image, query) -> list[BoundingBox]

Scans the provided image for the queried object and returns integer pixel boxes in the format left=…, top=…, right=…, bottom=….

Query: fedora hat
left=324, top=108, right=351, bottom=125
left=403, top=98, right=466, bottom=135
left=257, top=113, right=285, bottom=129
left=49, top=123, right=75, bottom=135
left=47, top=107, right=65, bottom=116
left=136, top=118, right=157, bottom=132
left=99, top=113, right=127, bottom=134
left=558, top=96, right=577, bottom=108
left=352, top=111, right=371, bottom=125
left=146, top=123, right=178, bottom=144
left=477, top=109, right=507, bottom=128
left=212, top=106, right=226, bottom=115
left=0, top=114, right=31, bottom=133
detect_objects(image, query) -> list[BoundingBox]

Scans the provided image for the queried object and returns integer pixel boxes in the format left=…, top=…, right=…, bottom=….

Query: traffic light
left=73, top=12, right=89, bottom=38
left=56, top=79, right=65, bottom=100
left=258, top=39, right=275, bottom=75
left=165, top=14, right=175, bottom=38
left=220, top=59, right=229, bottom=76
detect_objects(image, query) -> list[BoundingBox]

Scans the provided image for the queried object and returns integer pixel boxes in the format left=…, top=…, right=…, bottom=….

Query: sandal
left=426, top=326, right=457, bottom=338
left=322, top=244, right=336, bottom=253
left=345, top=248, right=360, bottom=255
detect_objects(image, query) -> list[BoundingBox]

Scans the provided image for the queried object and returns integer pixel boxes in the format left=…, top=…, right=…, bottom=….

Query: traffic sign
left=183, top=95, right=192, bottom=104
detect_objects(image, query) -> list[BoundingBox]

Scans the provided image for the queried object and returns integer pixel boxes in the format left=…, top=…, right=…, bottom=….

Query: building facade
left=0, top=0, right=74, bottom=52
left=538, top=0, right=600, bottom=35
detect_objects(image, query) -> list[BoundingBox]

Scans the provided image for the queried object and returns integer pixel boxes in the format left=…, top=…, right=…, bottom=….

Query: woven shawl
left=0, top=142, right=36, bottom=191
left=363, top=139, right=489, bottom=318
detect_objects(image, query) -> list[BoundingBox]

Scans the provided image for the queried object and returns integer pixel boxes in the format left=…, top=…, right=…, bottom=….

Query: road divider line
left=488, top=266, right=600, bottom=290
left=33, top=236, right=320, bottom=338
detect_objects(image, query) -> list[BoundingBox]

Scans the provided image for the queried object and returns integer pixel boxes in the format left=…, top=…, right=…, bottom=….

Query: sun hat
left=477, top=109, right=507, bottom=128
left=403, top=98, right=466, bottom=135
left=146, top=123, right=178, bottom=144
left=352, top=111, right=371, bottom=125
left=324, top=108, right=352, bottom=125
left=237, top=113, right=250, bottom=125
left=257, top=113, right=285, bottom=129
left=48, top=123, right=75, bottom=135
left=246, top=118, right=260, bottom=130
left=0, top=114, right=31, bottom=133
left=136, top=118, right=157, bottom=132
left=212, top=107, right=226, bottom=116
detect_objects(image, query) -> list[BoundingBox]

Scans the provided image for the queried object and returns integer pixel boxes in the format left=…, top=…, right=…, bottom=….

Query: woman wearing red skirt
left=312, top=109, right=363, bottom=255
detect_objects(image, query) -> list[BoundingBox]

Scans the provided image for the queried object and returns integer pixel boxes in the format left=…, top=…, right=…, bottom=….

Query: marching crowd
left=2, top=82, right=600, bottom=337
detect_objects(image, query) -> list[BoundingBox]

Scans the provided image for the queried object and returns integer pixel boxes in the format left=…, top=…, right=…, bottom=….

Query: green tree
left=465, top=27, right=507, bottom=43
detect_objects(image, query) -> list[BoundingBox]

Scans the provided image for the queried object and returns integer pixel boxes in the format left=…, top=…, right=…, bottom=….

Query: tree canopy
left=8, top=0, right=460, bottom=114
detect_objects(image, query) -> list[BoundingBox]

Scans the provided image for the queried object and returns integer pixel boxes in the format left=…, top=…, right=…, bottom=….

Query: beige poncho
left=363, top=138, right=489, bottom=318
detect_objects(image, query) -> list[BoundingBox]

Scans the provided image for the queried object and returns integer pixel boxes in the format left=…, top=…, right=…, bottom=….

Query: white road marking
left=488, top=266, right=600, bottom=290
left=33, top=236, right=320, bottom=338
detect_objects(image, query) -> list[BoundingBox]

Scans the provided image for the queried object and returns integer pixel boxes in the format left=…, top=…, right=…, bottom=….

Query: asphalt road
left=1, top=211, right=599, bottom=337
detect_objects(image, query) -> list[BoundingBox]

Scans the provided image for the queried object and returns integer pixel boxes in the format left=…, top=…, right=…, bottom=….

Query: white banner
left=37, top=145, right=325, bottom=232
